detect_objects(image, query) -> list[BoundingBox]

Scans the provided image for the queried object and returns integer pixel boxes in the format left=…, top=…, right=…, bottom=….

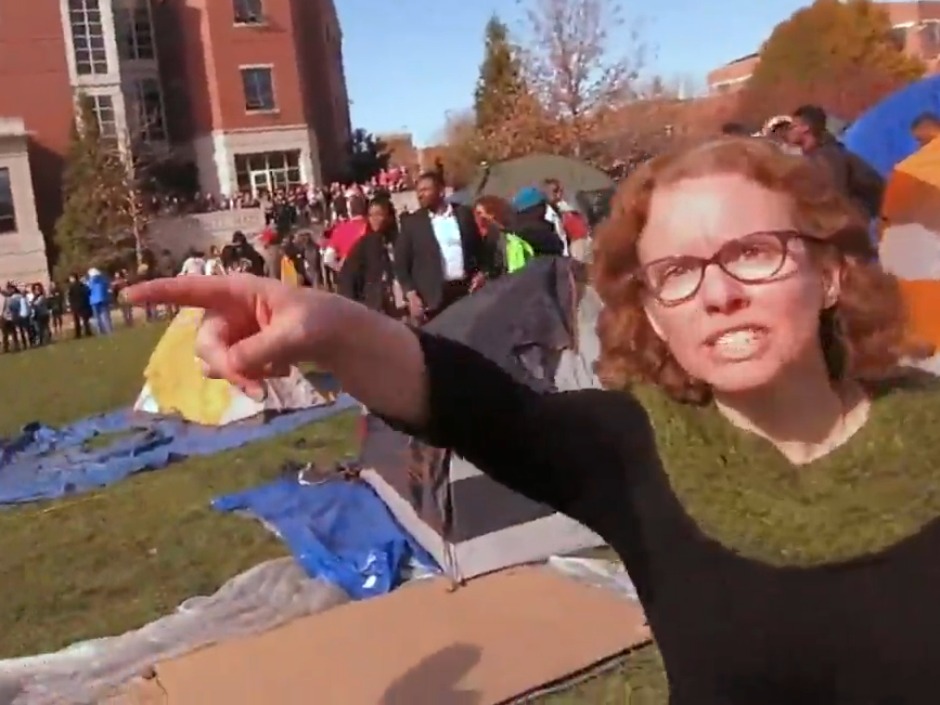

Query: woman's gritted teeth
left=704, top=326, right=770, bottom=362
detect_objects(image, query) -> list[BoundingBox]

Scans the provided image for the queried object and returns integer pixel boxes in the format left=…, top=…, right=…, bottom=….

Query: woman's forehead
left=638, top=174, right=794, bottom=260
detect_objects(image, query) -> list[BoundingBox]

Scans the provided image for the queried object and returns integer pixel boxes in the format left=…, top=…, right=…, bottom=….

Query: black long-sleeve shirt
left=387, top=330, right=940, bottom=704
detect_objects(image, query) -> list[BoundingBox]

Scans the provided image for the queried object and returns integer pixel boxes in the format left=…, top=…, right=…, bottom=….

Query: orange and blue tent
left=880, top=137, right=940, bottom=352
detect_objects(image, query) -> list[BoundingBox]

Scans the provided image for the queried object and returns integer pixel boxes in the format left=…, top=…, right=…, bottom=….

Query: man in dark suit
left=394, top=170, right=482, bottom=322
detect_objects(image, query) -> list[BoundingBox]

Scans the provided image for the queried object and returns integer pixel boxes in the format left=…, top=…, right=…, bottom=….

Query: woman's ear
left=821, top=262, right=842, bottom=310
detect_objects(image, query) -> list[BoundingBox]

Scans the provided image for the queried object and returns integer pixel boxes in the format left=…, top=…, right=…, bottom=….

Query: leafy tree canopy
left=345, top=128, right=390, bottom=184
left=473, top=14, right=527, bottom=132
left=740, top=0, right=924, bottom=121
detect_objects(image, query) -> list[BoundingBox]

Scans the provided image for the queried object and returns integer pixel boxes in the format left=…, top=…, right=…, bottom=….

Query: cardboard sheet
left=115, top=566, right=650, bottom=705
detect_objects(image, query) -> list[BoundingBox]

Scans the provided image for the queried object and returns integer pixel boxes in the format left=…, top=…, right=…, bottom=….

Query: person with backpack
left=471, top=191, right=563, bottom=290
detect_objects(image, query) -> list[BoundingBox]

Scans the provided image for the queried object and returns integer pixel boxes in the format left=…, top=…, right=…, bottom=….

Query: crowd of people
left=0, top=165, right=428, bottom=356
left=0, top=268, right=120, bottom=353
left=720, top=103, right=885, bottom=219
left=153, top=167, right=414, bottom=220
left=0, top=136, right=676, bottom=358
left=152, top=169, right=588, bottom=328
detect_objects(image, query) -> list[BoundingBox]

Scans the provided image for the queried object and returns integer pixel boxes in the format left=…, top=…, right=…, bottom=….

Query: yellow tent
left=880, top=138, right=940, bottom=354
left=133, top=308, right=332, bottom=425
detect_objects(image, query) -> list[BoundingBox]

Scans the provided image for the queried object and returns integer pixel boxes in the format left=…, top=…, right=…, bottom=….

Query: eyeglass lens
left=644, top=232, right=792, bottom=304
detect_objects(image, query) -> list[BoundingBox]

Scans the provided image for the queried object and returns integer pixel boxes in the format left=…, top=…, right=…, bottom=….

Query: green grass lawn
left=0, top=324, right=661, bottom=703
left=0, top=324, right=357, bottom=657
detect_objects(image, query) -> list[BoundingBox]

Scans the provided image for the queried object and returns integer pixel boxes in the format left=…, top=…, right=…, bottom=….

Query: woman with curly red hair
left=127, top=137, right=938, bottom=703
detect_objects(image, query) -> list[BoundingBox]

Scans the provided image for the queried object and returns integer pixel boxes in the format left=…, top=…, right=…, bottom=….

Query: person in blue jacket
left=86, top=268, right=112, bottom=335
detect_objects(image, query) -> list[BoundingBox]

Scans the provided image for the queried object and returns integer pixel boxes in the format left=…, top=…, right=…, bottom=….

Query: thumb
left=227, top=320, right=298, bottom=378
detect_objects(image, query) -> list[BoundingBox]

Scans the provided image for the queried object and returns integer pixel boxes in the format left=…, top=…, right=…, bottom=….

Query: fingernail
left=241, top=383, right=265, bottom=402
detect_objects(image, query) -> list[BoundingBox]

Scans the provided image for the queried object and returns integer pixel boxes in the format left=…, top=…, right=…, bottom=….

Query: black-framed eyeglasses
left=635, top=230, right=811, bottom=306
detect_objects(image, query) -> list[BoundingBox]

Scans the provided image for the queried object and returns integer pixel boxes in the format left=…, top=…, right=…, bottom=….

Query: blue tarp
left=213, top=476, right=439, bottom=599
left=0, top=395, right=358, bottom=506
left=843, top=75, right=940, bottom=177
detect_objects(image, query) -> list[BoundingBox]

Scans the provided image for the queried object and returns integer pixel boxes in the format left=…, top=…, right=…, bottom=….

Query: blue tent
left=842, top=75, right=940, bottom=177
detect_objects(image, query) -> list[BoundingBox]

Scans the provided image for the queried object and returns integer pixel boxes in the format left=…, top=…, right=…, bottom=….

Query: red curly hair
left=473, top=195, right=514, bottom=228
left=591, top=137, right=932, bottom=404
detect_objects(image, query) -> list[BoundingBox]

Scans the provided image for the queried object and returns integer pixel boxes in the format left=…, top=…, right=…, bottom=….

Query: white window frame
left=234, top=151, right=302, bottom=196
left=239, top=65, right=277, bottom=112
left=919, top=20, right=940, bottom=56
left=233, top=0, right=264, bottom=25
left=0, top=167, right=16, bottom=235
left=888, top=26, right=909, bottom=51
left=68, top=0, right=108, bottom=75
left=115, top=1, right=155, bottom=61
left=87, top=94, right=117, bottom=138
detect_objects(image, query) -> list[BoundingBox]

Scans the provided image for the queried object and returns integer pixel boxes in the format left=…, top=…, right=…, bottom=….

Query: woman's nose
left=698, top=264, right=750, bottom=315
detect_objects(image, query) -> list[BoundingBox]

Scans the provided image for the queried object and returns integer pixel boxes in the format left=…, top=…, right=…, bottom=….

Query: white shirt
left=545, top=205, right=569, bottom=256
left=204, top=258, right=225, bottom=276
left=429, top=206, right=465, bottom=280
left=179, top=257, right=206, bottom=276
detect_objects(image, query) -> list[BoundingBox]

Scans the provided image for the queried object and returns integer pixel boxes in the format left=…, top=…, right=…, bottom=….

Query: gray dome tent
left=358, top=257, right=606, bottom=582
left=450, top=153, right=614, bottom=224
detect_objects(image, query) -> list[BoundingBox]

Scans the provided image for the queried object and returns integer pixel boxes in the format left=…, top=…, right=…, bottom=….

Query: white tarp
left=0, top=559, right=349, bottom=705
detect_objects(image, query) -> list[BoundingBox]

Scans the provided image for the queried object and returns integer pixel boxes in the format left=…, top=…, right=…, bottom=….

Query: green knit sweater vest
left=616, top=376, right=940, bottom=703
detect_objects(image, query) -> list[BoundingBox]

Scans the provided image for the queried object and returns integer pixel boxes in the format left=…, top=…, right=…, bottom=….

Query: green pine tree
left=53, top=94, right=136, bottom=279
left=473, top=15, right=527, bottom=133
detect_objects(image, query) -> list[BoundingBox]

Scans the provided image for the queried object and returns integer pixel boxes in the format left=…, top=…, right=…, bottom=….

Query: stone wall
left=0, top=119, right=49, bottom=285
left=147, top=208, right=266, bottom=257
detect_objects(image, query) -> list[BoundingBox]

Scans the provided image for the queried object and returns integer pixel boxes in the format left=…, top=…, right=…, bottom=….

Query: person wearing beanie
left=509, top=186, right=566, bottom=258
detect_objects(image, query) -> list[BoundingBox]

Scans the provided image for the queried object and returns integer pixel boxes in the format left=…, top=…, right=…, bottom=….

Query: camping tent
left=451, top=154, right=614, bottom=220
left=134, top=308, right=332, bottom=425
left=358, top=257, right=606, bottom=582
left=879, top=137, right=940, bottom=364
left=843, top=75, right=940, bottom=177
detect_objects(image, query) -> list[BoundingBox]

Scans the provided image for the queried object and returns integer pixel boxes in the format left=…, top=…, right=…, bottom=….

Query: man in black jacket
left=394, top=171, right=482, bottom=323
left=66, top=274, right=93, bottom=339
left=231, top=230, right=267, bottom=277
left=789, top=104, right=884, bottom=219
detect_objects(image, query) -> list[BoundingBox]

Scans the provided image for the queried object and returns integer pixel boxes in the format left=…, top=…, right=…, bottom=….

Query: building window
left=233, top=0, right=263, bottom=24
left=134, top=78, right=166, bottom=141
left=115, top=1, right=155, bottom=61
left=240, top=67, right=276, bottom=111
left=234, top=151, right=301, bottom=196
left=0, top=168, right=15, bottom=234
left=69, top=0, right=108, bottom=75
left=889, top=26, right=908, bottom=52
left=922, top=21, right=940, bottom=58
left=87, top=94, right=117, bottom=138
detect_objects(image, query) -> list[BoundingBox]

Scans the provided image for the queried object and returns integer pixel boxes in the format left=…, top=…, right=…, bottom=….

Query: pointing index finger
left=124, top=276, right=241, bottom=310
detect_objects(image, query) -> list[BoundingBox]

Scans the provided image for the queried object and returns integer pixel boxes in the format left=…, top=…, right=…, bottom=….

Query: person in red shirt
left=322, top=195, right=368, bottom=270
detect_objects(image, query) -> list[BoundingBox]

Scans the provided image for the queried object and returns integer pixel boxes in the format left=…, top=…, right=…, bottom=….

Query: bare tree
left=521, top=0, right=646, bottom=154
left=104, top=120, right=173, bottom=269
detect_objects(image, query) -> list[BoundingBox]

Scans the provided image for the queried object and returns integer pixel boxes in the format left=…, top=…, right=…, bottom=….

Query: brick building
left=707, top=1, right=940, bottom=93
left=0, top=0, right=352, bottom=246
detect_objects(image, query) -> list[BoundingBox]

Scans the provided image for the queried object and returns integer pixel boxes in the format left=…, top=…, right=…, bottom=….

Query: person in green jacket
left=471, top=191, right=563, bottom=290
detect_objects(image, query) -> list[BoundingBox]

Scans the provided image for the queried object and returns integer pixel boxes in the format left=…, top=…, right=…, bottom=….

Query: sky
left=335, top=0, right=815, bottom=146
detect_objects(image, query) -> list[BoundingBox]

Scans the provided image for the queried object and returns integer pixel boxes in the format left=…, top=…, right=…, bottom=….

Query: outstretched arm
left=123, top=276, right=644, bottom=531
